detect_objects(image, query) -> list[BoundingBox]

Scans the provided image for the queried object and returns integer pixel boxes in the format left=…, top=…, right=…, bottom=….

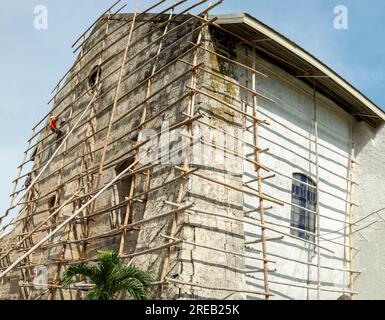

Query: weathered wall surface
left=352, top=122, right=385, bottom=300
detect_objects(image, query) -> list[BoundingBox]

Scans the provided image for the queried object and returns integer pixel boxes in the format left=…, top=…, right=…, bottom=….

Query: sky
left=0, top=0, right=384, bottom=217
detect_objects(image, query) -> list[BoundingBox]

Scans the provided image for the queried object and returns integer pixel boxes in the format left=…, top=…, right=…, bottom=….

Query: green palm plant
left=62, top=251, right=153, bottom=300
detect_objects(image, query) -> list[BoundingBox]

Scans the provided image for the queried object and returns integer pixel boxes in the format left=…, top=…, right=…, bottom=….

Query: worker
left=49, top=114, right=63, bottom=139
left=24, top=173, right=32, bottom=189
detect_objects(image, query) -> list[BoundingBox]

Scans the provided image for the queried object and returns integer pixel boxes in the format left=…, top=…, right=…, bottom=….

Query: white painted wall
left=238, top=45, right=354, bottom=300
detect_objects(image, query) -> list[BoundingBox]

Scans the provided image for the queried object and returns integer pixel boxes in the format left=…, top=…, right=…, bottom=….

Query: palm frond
left=116, top=279, right=150, bottom=300
left=111, top=266, right=153, bottom=300
left=86, top=290, right=98, bottom=300
left=114, top=266, right=153, bottom=288
left=60, top=251, right=154, bottom=300
left=62, top=264, right=98, bottom=287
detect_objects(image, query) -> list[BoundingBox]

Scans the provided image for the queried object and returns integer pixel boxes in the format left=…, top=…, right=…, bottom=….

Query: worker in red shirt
left=24, top=173, right=32, bottom=189
left=49, top=113, right=63, bottom=139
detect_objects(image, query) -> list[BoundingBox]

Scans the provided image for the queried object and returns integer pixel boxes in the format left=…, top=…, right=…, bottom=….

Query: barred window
left=290, top=173, right=317, bottom=242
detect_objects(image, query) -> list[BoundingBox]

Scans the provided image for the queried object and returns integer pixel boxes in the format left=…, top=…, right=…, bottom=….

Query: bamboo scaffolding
left=3, top=138, right=201, bottom=258
left=162, top=235, right=276, bottom=263
left=0, top=92, right=98, bottom=236
left=0, top=2, right=360, bottom=300
left=158, top=4, right=208, bottom=297
left=11, top=61, right=201, bottom=205
left=188, top=86, right=269, bottom=125
left=118, top=6, right=178, bottom=257
left=235, top=51, right=357, bottom=146
left=195, top=14, right=358, bottom=165
left=15, top=47, right=202, bottom=185
left=48, top=1, right=219, bottom=111
left=178, top=59, right=275, bottom=103
left=245, top=213, right=355, bottom=251
left=347, top=122, right=356, bottom=297
left=313, top=86, right=322, bottom=300
left=247, top=274, right=359, bottom=295
left=165, top=277, right=272, bottom=297
left=0, top=156, right=142, bottom=280
left=195, top=115, right=357, bottom=206
left=7, top=114, right=202, bottom=235
left=48, top=0, right=173, bottom=103
left=19, top=54, right=204, bottom=174
left=25, top=5, right=217, bottom=152
left=250, top=45, right=270, bottom=299
left=244, top=108, right=358, bottom=186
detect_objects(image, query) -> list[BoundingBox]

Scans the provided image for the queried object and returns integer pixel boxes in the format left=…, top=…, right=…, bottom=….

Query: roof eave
left=212, top=13, right=385, bottom=124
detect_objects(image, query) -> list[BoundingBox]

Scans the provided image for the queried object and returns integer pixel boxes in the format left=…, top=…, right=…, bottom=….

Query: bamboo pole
left=7, top=114, right=202, bottom=234
left=26, top=7, right=216, bottom=149
left=158, top=4, right=208, bottom=297
left=251, top=44, right=270, bottom=299
left=118, top=7, right=176, bottom=256
left=165, top=277, right=272, bottom=297
left=313, top=86, right=321, bottom=300
left=178, top=59, right=275, bottom=103
left=247, top=273, right=359, bottom=295
left=0, top=92, right=98, bottom=237
left=0, top=158, right=141, bottom=280
left=162, top=235, right=276, bottom=263
left=347, top=122, right=356, bottom=297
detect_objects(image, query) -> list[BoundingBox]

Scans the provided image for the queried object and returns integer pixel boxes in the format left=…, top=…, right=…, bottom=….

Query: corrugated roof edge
left=210, top=13, right=385, bottom=123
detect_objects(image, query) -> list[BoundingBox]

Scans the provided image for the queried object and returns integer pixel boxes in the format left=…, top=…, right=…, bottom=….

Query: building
left=0, top=0, right=384, bottom=300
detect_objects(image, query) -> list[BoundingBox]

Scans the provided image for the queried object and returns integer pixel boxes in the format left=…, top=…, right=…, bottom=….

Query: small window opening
left=30, top=147, right=38, bottom=162
left=88, top=65, right=102, bottom=90
left=113, top=158, right=147, bottom=254
left=290, top=173, right=317, bottom=242
left=115, top=159, right=134, bottom=206
left=48, top=195, right=57, bottom=210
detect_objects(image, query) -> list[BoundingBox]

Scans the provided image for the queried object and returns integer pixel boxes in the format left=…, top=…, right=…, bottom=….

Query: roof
left=211, top=13, right=385, bottom=127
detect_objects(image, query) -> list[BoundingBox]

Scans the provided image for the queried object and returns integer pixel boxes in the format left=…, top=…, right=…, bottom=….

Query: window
left=290, top=173, right=317, bottom=242
left=112, top=158, right=147, bottom=254
left=88, top=65, right=102, bottom=90
left=48, top=195, right=57, bottom=211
